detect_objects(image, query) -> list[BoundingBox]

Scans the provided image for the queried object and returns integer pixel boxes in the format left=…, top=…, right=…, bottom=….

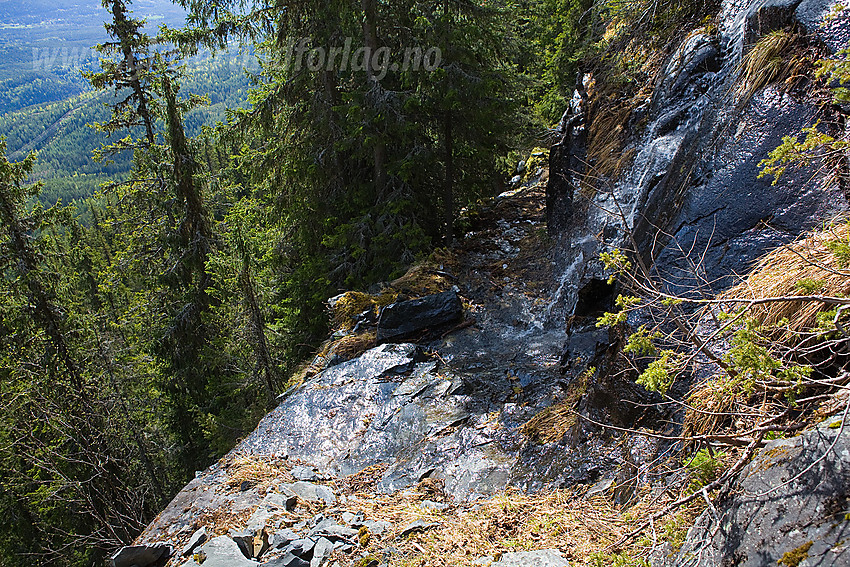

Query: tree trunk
left=443, top=110, right=454, bottom=245
left=162, top=75, right=213, bottom=283
left=0, top=186, right=83, bottom=389
left=110, top=0, right=155, bottom=145
left=361, top=0, right=387, bottom=197
left=238, top=235, right=279, bottom=400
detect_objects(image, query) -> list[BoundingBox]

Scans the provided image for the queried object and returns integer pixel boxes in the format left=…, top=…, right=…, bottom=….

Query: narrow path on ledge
left=132, top=180, right=626, bottom=567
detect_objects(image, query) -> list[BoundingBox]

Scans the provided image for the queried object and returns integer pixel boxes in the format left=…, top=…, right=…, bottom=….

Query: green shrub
left=686, top=448, right=726, bottom=489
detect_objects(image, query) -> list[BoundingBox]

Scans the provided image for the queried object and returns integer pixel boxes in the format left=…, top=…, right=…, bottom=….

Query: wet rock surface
left=795, top=0, right=850, bottom=52
left=657, top=417, right=850, bottom=566
left=548, top=0, right=848, bottom=304
left=541, top=0, right=849, bottom=463
left=144, top=181, right=622, bottom=509
left=133, top=180, right=618, bottom=563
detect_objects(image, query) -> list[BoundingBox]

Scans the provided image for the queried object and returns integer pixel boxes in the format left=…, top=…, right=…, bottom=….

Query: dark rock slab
left=546, top=82, right=585, bottom=236
left=660, top=33, right=721, bottom=98
left=230, top=530, right=256, bottom=559
left=745, top=0, right=802, bottom=44
left=398, top=520, right=441, bottom=537
left=377, top=291, right=462, bottom=343
left=282, top=538, right=315, bottom=558
left=796, top=0, right=850, bottom=52
left=182, top=527, right=207, bottom=557
left=224, top=342, right=521, bottom=499
left=110, top=543, right=172, bottom=567
left=237, top=343, right=419, bottom=469
left=656, top=417, right=850, bottom=566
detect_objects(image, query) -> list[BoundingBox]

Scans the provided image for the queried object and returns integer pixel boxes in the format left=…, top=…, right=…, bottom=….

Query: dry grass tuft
left=286, top=358, right=323, bottom=390
left=194, top=506, right=254, bottom=537
left=345, top=488, right=632, bottom=567
left=721, top=221, right=850, bottom=337
left=586, top=100, right=635, bottom=184
left=521, top=370, right=590, bottom=444
left=521, top=403, right=578, bottom=445
left=331, top=331, right=377, bottom=362
left=682, top=377, right=742, bottom=441
left=684, top=222, right=850, bottom=438
left=344, top=463, right=390, bottom=494
left=390, top=262, right=456, bottom=297
left=737, top=30, right=796, bottom=101
left=416, top=477, right=446, bottom=501
left=581, top=29, right=666, bottom=190
left=225, top=456, right=290, bottom=494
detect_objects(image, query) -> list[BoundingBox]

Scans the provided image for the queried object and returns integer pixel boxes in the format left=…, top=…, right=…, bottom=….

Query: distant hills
left=0, top=0, right=187, bottom=113
left=0, top=0, right=253, bottom=206
left=0, top=0, right=185, bottom=28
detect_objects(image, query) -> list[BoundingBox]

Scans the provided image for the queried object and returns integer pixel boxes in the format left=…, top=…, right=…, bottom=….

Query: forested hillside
left=1, top=0, right=847, bottom=565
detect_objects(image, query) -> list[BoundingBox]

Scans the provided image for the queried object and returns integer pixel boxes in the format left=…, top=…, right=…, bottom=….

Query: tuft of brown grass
left=580, top=26, right=668, bottom=190
left=521, top=403, right=578, bottom=445
left=682, top=377, right=742, bottom=441
left=225, top=456, right=290, bottom=494
left=390, top=265, right=455, bottom=297
left=331, top=331, right=377, bottom=362
left=586, top=100, right=634, bottom=184
left=344, top=463, right=390, bottom=494
left=737, top=30, right=796, bottom=101
left=194, top=507, right=255, bottom=538
left=286, top=359, right=322, bottom=391
left=521, top=370, right=590, bottom=444
left=720, top=221, right=850, bottom=337
left=415, top=477, right=446, bottom=501
left=343, top=488, right=634, bottom=567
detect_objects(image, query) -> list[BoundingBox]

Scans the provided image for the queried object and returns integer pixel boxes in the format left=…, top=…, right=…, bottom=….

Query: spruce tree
left=0, top=142, right=168, bottom=565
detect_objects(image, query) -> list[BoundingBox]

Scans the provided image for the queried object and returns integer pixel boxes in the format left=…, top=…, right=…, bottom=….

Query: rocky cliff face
left=546, top=0, right=849, bottom=464
left=548, top=0, right=848, bottom=303
left=120, top=0, right=850, bottom=565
